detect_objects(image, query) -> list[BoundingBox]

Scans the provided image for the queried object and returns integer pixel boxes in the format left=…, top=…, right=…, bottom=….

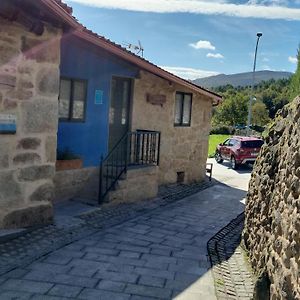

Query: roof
left=232, top=136, right=263, bottom=141
left=39, top=0, right=222, bottom=104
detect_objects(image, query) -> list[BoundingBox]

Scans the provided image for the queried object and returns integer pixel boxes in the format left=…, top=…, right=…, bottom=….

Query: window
left=59, top=78, right=87, bottom=121
left=241, top=140, right=264, bottom=148
left=174, top=92, right=192, bottom=126
left=223, top=139, right=230, bottom=146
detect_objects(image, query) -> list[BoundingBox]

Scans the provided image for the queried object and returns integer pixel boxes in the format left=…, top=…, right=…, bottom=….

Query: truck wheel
left=231, top=156, right=238, bottom=170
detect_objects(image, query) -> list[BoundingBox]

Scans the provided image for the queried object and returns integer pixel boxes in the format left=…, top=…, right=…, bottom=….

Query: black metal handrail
left=98, top=130, right=161, bottom=204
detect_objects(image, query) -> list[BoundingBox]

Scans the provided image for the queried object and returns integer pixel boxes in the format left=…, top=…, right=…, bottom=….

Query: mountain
left=193, top=70, right=293, bottom=88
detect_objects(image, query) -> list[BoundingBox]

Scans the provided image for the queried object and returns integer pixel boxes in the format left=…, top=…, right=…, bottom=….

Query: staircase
left=98, top=130, right=161, bottom=204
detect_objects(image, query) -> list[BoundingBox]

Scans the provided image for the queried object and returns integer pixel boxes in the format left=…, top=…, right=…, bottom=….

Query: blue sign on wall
left=95, top=90, right=103, bottom=105
left=0, top=114, right=16, bottom=134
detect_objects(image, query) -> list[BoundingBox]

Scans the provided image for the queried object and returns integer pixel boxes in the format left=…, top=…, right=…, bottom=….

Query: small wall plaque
left=0, top=114, right=17, bottom=134
left=95, top=90, right=103, bottom=105
left=146, top=94, right=167, bottom=106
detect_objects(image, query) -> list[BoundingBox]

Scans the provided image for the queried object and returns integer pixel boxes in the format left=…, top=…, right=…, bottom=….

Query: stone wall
left=54, top=166, right=158, bottom=204
left=243, top=96, right=300, bottom=299
left=108, top=166, right=158, bottom=203
left=132, top=70, right=213, bottom=185
left=0, top=16, right=61, bottom=228
left=54, top=167, right=99, bottom=202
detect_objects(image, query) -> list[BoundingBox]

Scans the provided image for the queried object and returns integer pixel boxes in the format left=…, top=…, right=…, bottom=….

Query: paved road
left=0, top=164, right=251, bottom=300
left=207, top=158, right=252, bottom=192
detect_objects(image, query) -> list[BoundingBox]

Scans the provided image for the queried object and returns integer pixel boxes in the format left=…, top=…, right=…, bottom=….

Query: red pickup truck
left=215, top=136, right=264, bottom=169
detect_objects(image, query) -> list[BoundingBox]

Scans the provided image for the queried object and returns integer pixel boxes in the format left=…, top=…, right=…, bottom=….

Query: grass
left=208, top=134, right=231, bottom=158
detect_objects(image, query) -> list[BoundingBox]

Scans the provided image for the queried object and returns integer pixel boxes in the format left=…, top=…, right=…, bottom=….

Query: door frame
left=107, top=75, right=135, bottom=153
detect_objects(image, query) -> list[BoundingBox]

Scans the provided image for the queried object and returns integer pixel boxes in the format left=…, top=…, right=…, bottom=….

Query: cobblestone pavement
left=208, top=214, right=255, bottom=300
left=0, top=181, right=245, bottom=299
left=0, top=182, right=212, bottom=276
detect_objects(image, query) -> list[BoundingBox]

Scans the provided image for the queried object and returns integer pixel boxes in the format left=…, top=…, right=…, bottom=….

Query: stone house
left=55, top=19, right=222, bottom=204
left=0, top=0, right=81, bottom=228
left=0, top=0, right=221, bottom=228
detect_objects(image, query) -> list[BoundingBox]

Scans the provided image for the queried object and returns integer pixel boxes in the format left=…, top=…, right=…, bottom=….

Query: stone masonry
left=0, top=16, right=61, bottom=228
left=244, top=96, right=300, bottom=299
left=132, top=70, right=213, bottom=185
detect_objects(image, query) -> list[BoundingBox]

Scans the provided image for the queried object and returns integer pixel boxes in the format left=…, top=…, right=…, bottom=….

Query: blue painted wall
left=58, top=36, right=138, bottom=167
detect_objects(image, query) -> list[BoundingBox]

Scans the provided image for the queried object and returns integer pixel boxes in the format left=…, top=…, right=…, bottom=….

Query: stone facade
left=132, top=70, right=213, bottom=185
left=108, top=166, right=158, bottom=203
left=243, top=96, right=300, bottom=299
left=54, top=167, right=98, bottom=202
left=54, top=166, right=158, bottom=204
left=0, top=16, right=61, bottom=228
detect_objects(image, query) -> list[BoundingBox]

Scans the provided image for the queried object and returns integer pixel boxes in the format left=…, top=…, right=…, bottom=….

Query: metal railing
left=98, top=130, right=161, bottom=204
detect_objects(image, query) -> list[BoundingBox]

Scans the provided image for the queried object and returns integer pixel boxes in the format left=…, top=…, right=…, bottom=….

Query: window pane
left=174, top=93, right=183, bottom=124
left=59, top=79, right=71, bottom=118
left=72, top=81, right=86, bottom=119
left=182, top=94, right=192, bottom=125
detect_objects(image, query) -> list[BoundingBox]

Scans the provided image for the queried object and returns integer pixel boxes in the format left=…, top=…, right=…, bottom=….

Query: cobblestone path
left=0, top=183, right=245, bottom=299
left=208, top=214, right=255, bottom=300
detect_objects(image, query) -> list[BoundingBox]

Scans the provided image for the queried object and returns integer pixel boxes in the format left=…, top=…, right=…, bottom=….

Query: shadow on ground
left=217, top=161, right=254, bottom=175
left=0, top=180, right=252, bottom=299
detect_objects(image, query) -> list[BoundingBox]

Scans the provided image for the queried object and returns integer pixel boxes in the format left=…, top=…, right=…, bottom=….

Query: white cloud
left=262, top=57, right=270, bottom=62
left=247, top=0, right=289, bottom=6
left=160, top=66, right=219, bottom=80
left=207, top=53, right=224, bottom=59
left=288, top=56, right=298, bottom=64
left=67, top=0, right=300, bottom=21
left=189, top=40, right=216, bottom=50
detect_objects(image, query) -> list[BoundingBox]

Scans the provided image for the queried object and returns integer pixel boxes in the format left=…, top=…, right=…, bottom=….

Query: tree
left=212, top=93, right=248, bottom=126
left=289, top=47, right=300, bottom=100
left=251, top=101, right=270, bottom=126
left=212, top=77, right=291, bottom=128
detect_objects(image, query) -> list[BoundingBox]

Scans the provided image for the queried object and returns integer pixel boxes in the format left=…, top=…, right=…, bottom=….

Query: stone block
left=0, top=202, right=53, bottom=228
left=21, top=101, right=57, bottom=133
left=3, top=98, right=17, bottom=110
left=24, top=271, right=98, bottom=288
left=138, top=275, right=165, bottom=288
left=0, top=44, right=20, bottom=65
left=97, top=280, right=126, bottom=292
left=0, top=73, right=16, bottom=87
left=78, top=288, right=130, bottom=300
left=0, top=171, right=22, bottom=206
left=17, top=137, right=41, bottom=150
left=0, top=140, right=10, bottom=168
left=30, top=182, right=54, bottom=202
left=37, top=67, right=59, bottom=96
left=48, top=284, right=82, bottom=298
left=0, top=154, right=9, bottom=168
left=45, top=135, right=57, bottom=163
left=94, top=270, right=139, bottom=283
left=6, top=88, right=33, bottom=101
left=124, top=283, right=172, bottom=299
left=0, top=290, right=33, bottom=300
left=0, top=279, right=53, bottom=294
left=18, top=79, right=34, bottom=89
left=21, top=36, right=60, bottom=64
left=13, top=153, right=41, bottom=166
left=18, top=165, right=55, bottom=182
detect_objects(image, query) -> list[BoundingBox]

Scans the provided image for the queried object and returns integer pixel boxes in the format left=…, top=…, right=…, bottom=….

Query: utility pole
left=247, top=32, right=262, bottom=136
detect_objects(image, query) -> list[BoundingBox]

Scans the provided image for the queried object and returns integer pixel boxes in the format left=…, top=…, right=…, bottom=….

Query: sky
left=65, top=0, right=300, bottom=80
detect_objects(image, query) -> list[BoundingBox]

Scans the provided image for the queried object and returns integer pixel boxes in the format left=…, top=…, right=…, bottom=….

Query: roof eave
left=73, top=30, right=222, bottom=102
left=40, top=0, right=80, bottom=29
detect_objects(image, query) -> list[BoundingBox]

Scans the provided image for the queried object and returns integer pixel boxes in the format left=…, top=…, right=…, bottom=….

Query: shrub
left=210, top=125, right=235, bottom=135
left=57, top=148, right=81, bottom=160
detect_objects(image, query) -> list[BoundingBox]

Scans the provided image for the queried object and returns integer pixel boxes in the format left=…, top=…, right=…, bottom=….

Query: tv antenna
left=123, top=40, right=144, bottom=57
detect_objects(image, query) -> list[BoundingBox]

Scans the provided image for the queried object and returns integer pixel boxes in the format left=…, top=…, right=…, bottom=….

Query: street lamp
left=247, top=32, right=262, bottom=136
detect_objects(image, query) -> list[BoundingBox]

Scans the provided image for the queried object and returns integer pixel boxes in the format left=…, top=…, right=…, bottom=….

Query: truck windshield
left=241, top=140, right=264, bottom=148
